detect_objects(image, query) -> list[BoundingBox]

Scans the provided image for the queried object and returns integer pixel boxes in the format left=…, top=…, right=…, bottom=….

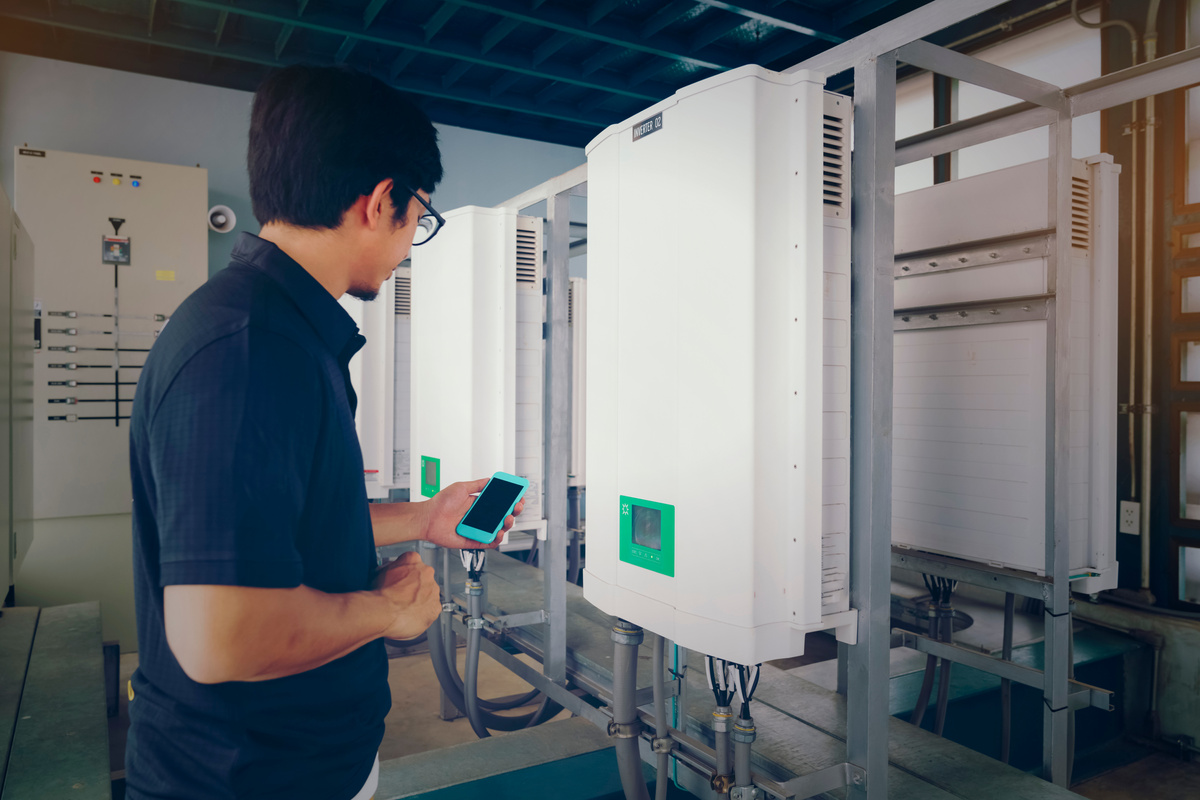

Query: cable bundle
left=922, top=574, right=957, bottom=606
left=733, top=663, right=760, bottom=721
left=461, top=548, right=486, bottom=581
left=705, top=655, right=737, bottom=707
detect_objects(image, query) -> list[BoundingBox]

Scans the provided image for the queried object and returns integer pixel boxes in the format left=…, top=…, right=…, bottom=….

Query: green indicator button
left=420, top=456, right=441, bottom=498
left=619, top=495, right=675, bottom=577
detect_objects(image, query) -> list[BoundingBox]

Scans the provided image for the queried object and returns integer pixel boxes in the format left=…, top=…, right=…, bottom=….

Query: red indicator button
left=93, top=176, right=101, bottom=183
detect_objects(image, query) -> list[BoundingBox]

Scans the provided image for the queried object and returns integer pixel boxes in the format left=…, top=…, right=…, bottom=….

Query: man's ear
left=365, top=179, right=395, bottom=231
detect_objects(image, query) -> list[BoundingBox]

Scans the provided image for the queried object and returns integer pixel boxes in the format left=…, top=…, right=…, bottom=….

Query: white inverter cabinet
left=891, top=156, right=1120, bottom=593
left=409, top=207, right=546, bottom=536
left=583, top=65, right=854, bottom=665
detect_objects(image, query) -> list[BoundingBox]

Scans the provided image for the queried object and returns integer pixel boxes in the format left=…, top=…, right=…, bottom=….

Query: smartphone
left=456, top=472, right=529, bottom=544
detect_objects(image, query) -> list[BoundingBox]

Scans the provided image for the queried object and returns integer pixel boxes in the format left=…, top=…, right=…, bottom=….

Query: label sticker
left=18, top=149, right=45, bottom=158
left=632, top=112, right=663, bottom=142
left=155, top=270, right=176, bottom=282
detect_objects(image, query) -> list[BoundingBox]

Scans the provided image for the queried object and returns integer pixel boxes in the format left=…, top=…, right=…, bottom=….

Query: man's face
left=346, top=191, right=426, bottom=302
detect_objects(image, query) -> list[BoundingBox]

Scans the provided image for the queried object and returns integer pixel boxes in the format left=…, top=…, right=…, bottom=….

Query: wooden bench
left=0, top=602, right=110, bottom=799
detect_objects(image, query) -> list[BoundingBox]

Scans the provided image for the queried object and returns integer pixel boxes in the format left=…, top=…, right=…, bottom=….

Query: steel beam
left=895, top=46, right=1200, bottom=166
left=897, top=39, right=1064, bottom=109
left=785, top=0, right=1011, bottom=77
left=213, top=10, right=228, bottom=45
left=423, top=2, right=459, bottom=41
left=481, top=17, right=520, bottom=54
left=898, top=632, right=1112, bottom=710
left=163, top=0, right=668, bottom=101
left=892, top=547, right=1050, bottom=599
left=692, top=0, right=842, bottom=43
left=542, top=188, right=572, bottom=686
left=362, top=0, right=390, bottom=29
left=1043, top=116, right=1073, bottom=788
left=0, top=2, right=612, bottom=128
left=495, top=164, right=588, bottom=211
left=846, top=50, right=897, bottom=800
left=442, top=0, right=735, bottom=71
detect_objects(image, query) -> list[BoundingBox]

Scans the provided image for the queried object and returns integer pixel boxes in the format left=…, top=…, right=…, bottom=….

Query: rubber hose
left=910, top=654, right=937, bottom=729
left=934, top=659, right=952, bottom=737
left=653, top=636, right=669, bottom=800
left=613, top=625, right=652, bottom=800
left=425, top=617, right=540, bottom=711
left=465, top=622, right=492, bottom=739
left=1001, top=592, right=1014, bottom=764
left=523, top=693, right=565, bottom=729
left=426, top=609, right=544, bottom=732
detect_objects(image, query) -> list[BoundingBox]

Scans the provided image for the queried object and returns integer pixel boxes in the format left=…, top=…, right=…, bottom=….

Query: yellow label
left=128, top=680, right=134, bottom=701
left=155, top=270, right=176, bottom=282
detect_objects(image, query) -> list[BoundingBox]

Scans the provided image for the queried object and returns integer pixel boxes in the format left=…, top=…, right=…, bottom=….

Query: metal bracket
left=488, top=609, right=547, bottom=631
left=895, top=232, right=1050, bottom=277
left=776, top=762, right=865, bottom=799
left=730, top=786, right=760, bottom=800
left=895, top=297, right=1050, bottom=331
left=651, top=737, right=674, bottom=754
left=607, top=719, right=642, bottom=739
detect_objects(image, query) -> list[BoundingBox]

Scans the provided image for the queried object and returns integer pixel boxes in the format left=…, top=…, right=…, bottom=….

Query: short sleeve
left=149, top=327, right=325, bottom=588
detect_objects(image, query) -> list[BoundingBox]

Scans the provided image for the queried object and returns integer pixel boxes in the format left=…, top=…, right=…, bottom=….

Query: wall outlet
left=1119, top=501, right=1141, bottom=536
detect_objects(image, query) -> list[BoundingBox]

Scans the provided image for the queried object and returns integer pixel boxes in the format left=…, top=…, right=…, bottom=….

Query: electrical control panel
left=15, top=148, right=207, bottom=521
left=409, top=207, right=546, bottom=535
left=891, top=156, right=1119, bottom=593
left=583, top=66, right=854, bottom=665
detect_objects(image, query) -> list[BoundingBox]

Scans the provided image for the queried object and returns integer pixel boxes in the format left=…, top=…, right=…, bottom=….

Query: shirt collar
left=230, top=232, right=363, bottom=360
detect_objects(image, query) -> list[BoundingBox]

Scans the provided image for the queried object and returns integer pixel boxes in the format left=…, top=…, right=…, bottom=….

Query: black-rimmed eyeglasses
left=408, top=189, right=445, bottom=246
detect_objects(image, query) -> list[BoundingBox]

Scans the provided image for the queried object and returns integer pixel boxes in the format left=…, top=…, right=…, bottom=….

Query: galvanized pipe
left=612, top=621, right=651, bottom=800
left=732, top=717, right=756, bottom=793
left=1139, top=0, right=1161, bottom=594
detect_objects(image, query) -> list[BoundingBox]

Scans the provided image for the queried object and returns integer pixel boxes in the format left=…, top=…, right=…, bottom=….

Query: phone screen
left=462, top=477, right=524, bottom=534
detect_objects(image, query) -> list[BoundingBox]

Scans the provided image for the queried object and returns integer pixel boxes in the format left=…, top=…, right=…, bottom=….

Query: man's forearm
left=165, top=583, right=396, bottom=684
left=370, top=501, right=428, bottom=547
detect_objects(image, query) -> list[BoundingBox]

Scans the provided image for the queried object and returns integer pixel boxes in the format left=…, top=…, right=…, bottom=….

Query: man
left=126, top=65, right=513, bottom=799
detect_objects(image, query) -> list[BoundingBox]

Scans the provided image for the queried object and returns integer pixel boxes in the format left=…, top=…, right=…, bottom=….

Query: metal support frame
left=427, top=9, right=1200, bottom=797
left=845, top=50, right=898, bottom=800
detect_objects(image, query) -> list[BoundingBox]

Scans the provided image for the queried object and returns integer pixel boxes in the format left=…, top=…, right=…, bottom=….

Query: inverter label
left=632, top=112, right=662, bottom=142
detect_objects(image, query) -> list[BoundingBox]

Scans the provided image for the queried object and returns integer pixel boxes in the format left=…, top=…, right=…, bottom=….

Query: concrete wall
left=0, top=51, right=585, bottom=279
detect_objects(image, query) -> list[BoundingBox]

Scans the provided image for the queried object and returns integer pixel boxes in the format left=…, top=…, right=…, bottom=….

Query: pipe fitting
left=710, top=774, right=735, bottom=795
left=712, top=707, right=733, bottom=732
left=731, top=721, right=757, bottom=744
left=607, top=719, right=642, bottom=739
left=441, top=603, right=458, bottom=614
left=651, top=737, right=674, bottom=754
left=611, top=621, right=644, bottom=646
left=729, top=786, right=760, bottom=800
left=467, top=617, right=486, bottom=630
left=465, top=580, right=483, bottom=596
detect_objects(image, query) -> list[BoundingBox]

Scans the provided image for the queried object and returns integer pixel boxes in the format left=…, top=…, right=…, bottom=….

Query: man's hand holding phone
left=420, top=478, right=524, bottom=550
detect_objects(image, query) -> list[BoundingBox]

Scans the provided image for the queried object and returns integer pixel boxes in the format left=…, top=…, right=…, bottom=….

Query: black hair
left=248, top=65, right=443, bottom=229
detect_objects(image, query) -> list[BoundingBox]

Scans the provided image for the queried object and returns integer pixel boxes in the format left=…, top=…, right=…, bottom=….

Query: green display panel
left=619, top=495, right=675, bottom=577
left=420, top=456, right=441, bottom=498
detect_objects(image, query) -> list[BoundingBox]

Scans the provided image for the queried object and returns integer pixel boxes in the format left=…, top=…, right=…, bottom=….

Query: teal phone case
left=456, top=471, right=529, bottom=544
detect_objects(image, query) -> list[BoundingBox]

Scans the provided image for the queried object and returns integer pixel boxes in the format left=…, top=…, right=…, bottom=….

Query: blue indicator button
left=131, top=180, right=141, bottom=188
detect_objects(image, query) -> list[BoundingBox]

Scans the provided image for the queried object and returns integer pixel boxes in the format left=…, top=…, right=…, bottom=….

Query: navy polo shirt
left=126, top=233, right=387, bottom=800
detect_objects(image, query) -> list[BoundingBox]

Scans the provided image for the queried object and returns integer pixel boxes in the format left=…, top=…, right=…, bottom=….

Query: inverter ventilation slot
left=1071, top=175, right=1091, bottom=252
left=821, top=97, right=849, bottom=218
left=568, top=282, right=574, bottom=326
left=394, top=271, right=412, bottom=316
left=516, top=228, right=539, bottom=286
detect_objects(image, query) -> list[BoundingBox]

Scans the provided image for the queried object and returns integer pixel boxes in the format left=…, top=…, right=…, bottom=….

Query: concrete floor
left=108, top=633, right=1200, bottom=799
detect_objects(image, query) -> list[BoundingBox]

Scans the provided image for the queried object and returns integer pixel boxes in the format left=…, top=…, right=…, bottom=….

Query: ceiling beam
left=334, top=36, right=357, bottom=63
left=442, top=60, right=472, bottom=88
left=481, top=17, right=520, bottom=54
left=581, top=44, right=623, bottom=77
left=424, top=3, right=459, bottom=41
left=532, top=31, right=572, bottom=66
left=689, top=13, right=748, bottom=51
left=362, top=0, right=391, bottom=29
left=147, top=0, right=158, bottom=36
left=639, top=1, right=694, bottom=39
left=164, top=0, right=669, bottom=101
left=214, top=10, right=228, bottom=45
left=587, top=0, right=625, bottom=26
left=489, top=71, right=522, bottom=97
left=389, top=48, right=416, bottom=79
left=434, top=0, right=737, bottom=71
left=274, top=24, right=294, bottom=59
left=691, top=0, right=843, bottom=43
left=0, top=2, right=616, bottom=129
